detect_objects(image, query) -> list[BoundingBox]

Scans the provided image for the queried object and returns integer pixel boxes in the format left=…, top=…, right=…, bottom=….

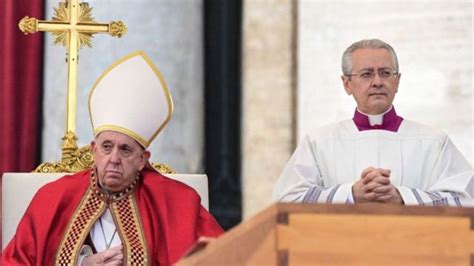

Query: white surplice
left=89, top=208, right=122, bottom=252
left=273, top=119, right=474, bottom=206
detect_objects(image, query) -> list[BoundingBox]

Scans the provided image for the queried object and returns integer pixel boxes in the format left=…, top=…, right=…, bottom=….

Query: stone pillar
left=241, top=0, right=296, bottom=219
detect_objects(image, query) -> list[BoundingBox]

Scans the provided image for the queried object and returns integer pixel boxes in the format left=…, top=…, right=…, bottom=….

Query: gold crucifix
left=18, top=0, right=127, bottom=173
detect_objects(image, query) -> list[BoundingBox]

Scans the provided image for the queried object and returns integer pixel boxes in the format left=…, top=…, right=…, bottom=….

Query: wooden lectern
left=178, top=203, right=474, bottom=265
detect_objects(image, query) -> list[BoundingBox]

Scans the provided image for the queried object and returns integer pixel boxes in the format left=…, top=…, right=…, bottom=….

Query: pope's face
left=341, top=48, right=401, bottom=115
left=91, top=131, right=150, bottom=192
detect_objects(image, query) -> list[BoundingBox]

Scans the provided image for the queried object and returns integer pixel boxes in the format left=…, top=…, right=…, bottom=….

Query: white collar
left=357, top=106, right=393, bottom=126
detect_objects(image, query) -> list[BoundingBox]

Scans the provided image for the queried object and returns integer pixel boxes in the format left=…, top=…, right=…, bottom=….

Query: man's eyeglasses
left=346, top=69, right=400, bottom=81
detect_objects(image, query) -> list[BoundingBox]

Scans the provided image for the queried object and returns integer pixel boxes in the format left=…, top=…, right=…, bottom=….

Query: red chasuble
left=2, top=169, right=224, bottom=265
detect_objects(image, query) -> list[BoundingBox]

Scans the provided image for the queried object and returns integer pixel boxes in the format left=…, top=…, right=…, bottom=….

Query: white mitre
left=88, top=51, right=173, bottom=148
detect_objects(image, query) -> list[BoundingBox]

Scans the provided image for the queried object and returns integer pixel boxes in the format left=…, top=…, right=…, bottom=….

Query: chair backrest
left=2, top=172, right=208, bottom=249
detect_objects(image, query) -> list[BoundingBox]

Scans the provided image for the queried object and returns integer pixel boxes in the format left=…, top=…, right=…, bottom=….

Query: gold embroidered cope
left=55, top=171, right=149, bottom=265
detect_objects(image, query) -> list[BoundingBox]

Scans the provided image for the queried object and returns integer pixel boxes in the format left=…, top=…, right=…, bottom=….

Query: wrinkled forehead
left=351, top=48, right=396, bottom=70
left=95, top=130, right=145, bottom=150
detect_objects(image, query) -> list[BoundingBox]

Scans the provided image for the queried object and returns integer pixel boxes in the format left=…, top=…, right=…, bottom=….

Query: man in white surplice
left=273, top=39, right=473, bottom=206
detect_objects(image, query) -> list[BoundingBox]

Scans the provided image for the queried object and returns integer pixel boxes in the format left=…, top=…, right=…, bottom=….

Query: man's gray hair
left=341, top=39, right=399, bottom=75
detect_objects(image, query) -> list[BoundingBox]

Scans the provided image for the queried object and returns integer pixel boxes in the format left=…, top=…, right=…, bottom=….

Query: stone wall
left=242, top=0, right=296, bottom=218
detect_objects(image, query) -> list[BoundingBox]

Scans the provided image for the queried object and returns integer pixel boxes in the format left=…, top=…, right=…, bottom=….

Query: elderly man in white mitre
left=3, top=51, right=223, bottom=265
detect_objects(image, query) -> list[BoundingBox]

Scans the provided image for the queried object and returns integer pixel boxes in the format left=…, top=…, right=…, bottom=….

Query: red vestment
left=2, top=169, right=223, bottom=265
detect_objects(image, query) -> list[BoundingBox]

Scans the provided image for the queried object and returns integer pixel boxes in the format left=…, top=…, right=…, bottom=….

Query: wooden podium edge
left=275, top=202, right=474, bottom=220
left=278, top=203, right=474, bottom=230
left=178, top=203, right=474, bottom=265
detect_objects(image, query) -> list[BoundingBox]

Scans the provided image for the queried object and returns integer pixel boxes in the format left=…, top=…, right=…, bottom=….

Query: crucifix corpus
left=19, top=0, right=127, bottom=173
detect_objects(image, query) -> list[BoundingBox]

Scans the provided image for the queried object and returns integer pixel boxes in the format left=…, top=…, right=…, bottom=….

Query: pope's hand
left=82, top=245, right=123, bottom=266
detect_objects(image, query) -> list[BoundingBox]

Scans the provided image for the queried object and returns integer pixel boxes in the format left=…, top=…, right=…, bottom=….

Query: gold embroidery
left=111, top=194, right=149, bottom=265
left=55, top=170, right=148, bottom=264
left=55, top=188, right=106, bottom=265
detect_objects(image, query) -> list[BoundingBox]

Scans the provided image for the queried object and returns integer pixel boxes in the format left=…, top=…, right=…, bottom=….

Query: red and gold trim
left=55, top=187, right=106, bottom=265
left=55, top=169, right=148, bottom=264
left=111, top=194, right=149, bottom=265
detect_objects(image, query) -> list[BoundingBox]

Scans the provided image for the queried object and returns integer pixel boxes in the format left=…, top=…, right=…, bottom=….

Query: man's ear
left=143, top=151, right=151, bottom=161
left=139, top=151, right=151, bottom=171
left=341, top=75, right=352, bottom=95
left=90, top=141, right=96, bottom=151
left=395, top=73, right=401, bottom=93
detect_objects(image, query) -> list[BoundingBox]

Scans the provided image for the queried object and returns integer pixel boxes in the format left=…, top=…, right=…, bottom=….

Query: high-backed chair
left=2, top=172, right=209, bottom=249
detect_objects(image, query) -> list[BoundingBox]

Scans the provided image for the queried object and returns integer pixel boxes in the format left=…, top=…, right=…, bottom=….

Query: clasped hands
left=352, top=167, right=403, bottom=204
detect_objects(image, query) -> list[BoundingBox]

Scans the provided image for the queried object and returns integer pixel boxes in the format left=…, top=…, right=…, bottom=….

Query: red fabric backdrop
left=0, top=0, right=44, bottom=243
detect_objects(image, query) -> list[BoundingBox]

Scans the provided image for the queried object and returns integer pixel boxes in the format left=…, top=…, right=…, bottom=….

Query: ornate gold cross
left=18, top=0, right=127, bottom=172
